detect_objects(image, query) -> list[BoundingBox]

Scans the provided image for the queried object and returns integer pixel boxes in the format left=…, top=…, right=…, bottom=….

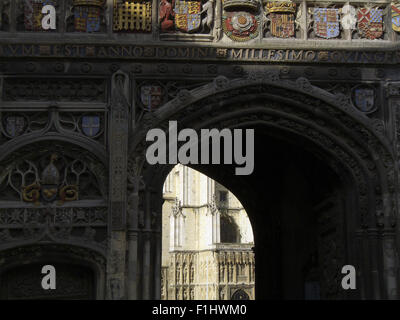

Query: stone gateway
left=0, top=0, right=399, bottom=300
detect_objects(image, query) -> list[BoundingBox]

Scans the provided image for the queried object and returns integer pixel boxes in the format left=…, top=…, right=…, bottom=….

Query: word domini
left=146, top=121, right=255, bottom=175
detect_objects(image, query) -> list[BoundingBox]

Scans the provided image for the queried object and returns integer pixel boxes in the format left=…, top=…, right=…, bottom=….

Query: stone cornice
left=0, top=42, right=399, bottom=64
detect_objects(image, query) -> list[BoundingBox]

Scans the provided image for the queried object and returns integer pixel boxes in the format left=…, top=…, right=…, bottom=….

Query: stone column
left=107, top=70, right=130, bottom=300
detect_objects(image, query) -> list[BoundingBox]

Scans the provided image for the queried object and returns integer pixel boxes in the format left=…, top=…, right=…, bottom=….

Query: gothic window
left=219, top=190, right=227, bottom=202
left=231, top=289, right=249, bottom=300
left=220, top=215, right=240, bottom=243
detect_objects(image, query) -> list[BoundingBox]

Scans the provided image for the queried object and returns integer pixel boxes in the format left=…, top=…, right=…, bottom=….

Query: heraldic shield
left=141, top=85, right=164, bottom=111
left=313, top=8, right=339, bottom=39
left=352, top=86, right=375, bottom=113
left=4, top=116, right=26, bottom=137
left=266, top=2, right=296, bottom=38
left=174, top=0, right=201, bottom=33
left=24, top=0, right=55, bottom=31
left=392, top=3, right=400, bottom=32
left=357, top=8, right=383, bottom=39
left=74, top=4, right=102, bottom=32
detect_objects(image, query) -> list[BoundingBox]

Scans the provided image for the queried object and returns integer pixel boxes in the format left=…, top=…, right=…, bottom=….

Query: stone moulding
left=0, top=43, right=399, bottom=64
left=129, top=74, right=395, bottom=229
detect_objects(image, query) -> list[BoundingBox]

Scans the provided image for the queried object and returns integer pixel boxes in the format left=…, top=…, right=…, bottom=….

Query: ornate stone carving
left=0, top=146, right=106, bottom=203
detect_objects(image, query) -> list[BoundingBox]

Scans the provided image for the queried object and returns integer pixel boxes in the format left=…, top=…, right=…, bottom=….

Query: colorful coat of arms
left=357, top=8, right=383, bottom=39
left=223, top=11, right=259, bottom=41
left=24, top=0, right=55, bottom=31
left=352, top=86, right=375, bottom=113
left=82, top=116, right=101, bottom=137
left=392, top=3, right=400, bottom=32
left=313, top=8, right=339, bottom=39
left=174, top=0, right=201, bottom=33
left=140, top=85, right=164, bottom=111
left=74, top=4, right=102, bottom=32
left=266, top=2, right=296, bottom=38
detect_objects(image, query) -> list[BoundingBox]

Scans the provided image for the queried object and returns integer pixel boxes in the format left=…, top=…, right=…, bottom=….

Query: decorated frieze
left=0, top=1, right=398, bottom=42
left=1, top=44, right=400, bottom=65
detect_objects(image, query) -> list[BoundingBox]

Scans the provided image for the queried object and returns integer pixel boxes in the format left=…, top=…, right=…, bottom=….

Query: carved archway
left=0, top=244, right=106, bottom=299
left=127, top=73, right=398, bottom=300
left=0, top=138, right=109, bottom=300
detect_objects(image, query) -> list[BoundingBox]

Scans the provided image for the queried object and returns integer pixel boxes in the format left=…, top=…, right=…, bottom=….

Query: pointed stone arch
left=126, top=73, right=398, bottom=299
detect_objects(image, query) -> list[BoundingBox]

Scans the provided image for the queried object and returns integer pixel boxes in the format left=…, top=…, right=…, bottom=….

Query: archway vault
left=130, top=73, right=395, bottom=229
left=126, top=73, right=399, bottom=300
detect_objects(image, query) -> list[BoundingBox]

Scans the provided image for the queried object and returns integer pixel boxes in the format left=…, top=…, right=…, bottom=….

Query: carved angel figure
left=200, top=0, right=214, bottom=32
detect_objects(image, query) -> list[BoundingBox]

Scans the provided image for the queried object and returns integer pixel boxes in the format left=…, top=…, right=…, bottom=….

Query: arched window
left=220, top=215, right=240, bottom=243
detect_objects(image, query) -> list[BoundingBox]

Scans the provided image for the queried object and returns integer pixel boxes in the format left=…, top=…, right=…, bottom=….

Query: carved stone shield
left=223, top=11, right=259, bottom=41
left=313, top=8, right=339, bottom=39
left=357, top=8, right=383, bottom=40
left=140, top=85, right=164, bottom=111
left=5, top=116, right=26, bottom=137
left=270, top=13, right=295, bottom=38
left=352, top=86, right=376, bottom=113
left=82, top=116, right=101, bottom=137
left=174, top=0, right=201, bottom=33
left=392, top=3, right=400, bottom=32
left=74, top=5, right=102, bottom=32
